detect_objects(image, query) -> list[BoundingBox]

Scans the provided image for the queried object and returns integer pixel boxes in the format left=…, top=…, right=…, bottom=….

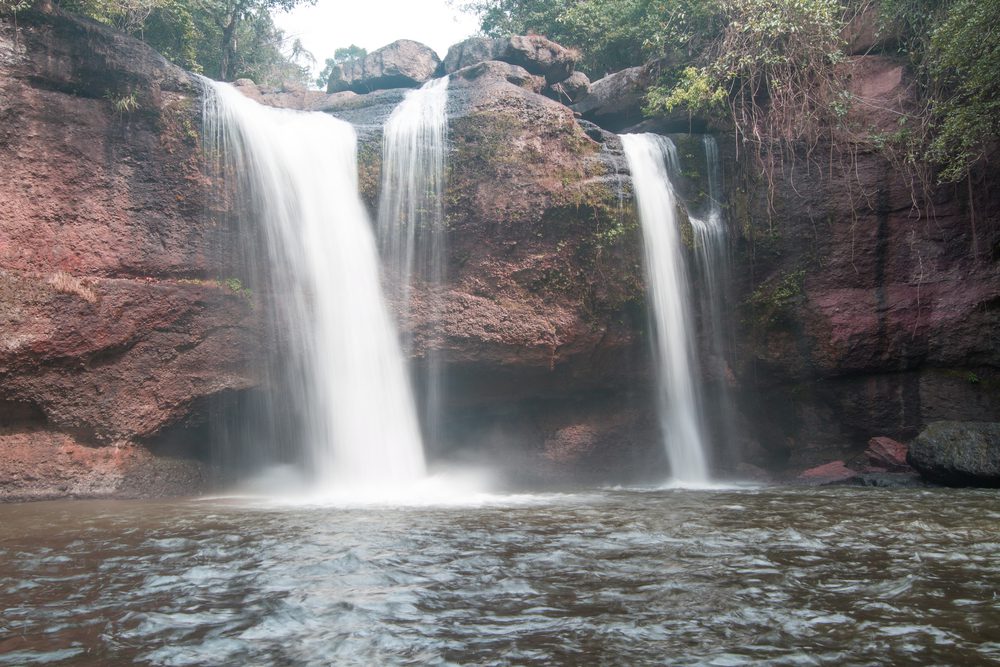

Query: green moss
left=356, top=134, right=382, bottom=212
left=745, top=267, right=805, bottom=330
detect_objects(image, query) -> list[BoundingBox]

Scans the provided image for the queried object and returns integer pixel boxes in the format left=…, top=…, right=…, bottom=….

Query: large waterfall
left=621, top=133, right=710, bottom=484
left=376, top=76, right=450, bottom=445
left=201, top=80, right=425, bottom=494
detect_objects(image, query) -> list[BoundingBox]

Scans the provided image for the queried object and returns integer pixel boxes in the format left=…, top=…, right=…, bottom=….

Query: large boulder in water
left=329, top=39, right=441, bottom=94
left=908, top=422, right=1000, bottom=486
left=865, top=436, right=910, bottom=471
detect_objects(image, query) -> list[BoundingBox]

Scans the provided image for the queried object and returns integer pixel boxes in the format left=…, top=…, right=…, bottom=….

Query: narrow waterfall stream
left=376, top=76, right=450, bottom=445
left=689, top=136, right=735, bottom=451
left=201, top=80, right=425, bottom=495
left=621, top=133, right=710, bottom=484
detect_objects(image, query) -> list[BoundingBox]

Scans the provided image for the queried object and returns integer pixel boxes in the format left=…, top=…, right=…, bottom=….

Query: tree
left=54, top=0, right=314, bottom=82
left=197, top=0, right=314, bottom=81
left=315, top=44, right=366, bottom=90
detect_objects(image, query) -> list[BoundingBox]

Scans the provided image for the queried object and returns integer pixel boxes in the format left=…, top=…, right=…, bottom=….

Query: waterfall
left=201, top=79, right=425, bottom=494
left=689, top=137, right=727, bottom=310
left=621, top=133, right=709, bottom=484
left=376, top=76, right=449, bottom=446
left=688, top=136, right=734, bottom=452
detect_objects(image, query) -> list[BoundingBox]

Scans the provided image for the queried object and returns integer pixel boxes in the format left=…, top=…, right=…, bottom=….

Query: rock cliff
left=1, top=6, right=998, bottom=498
left=0, top=6, right=260, bottom=499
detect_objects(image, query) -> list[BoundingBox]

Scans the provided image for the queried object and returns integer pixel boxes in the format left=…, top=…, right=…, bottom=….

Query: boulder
left=841, top=1, right=902, bottom=55
left=449, top=60, right=545, bottom=94
left=545, top=71, right=590, bottom=104
left=442, top=36, right=504, bottom=74
left=334, top=39, right=441, bottom=93
left=499, top=34, right=576, bottom=84
left=865, top=436, right=910, bottom=471
left=798, top=460, right=858, bottom=485
left=325, top=63, right=350, bottom=93
left=443, top=34, right=577, bottom=84
left=572, top=63, right=656, bottom=131
left=908, top=421, right=1000, bottom=486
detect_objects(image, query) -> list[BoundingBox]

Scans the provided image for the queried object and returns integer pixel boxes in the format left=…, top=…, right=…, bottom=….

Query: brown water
left=2, top=487, right=999, bottom=665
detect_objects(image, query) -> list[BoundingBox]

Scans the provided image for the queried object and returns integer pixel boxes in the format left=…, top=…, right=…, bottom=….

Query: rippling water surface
left=2, top=487, right=999, bottom=665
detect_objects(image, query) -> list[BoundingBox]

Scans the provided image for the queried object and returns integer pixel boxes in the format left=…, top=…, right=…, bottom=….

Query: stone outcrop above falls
left=545, top=71, right=590, bottom=105
left=326, top=39, right=441, bottom=93
left=442, top=35, right=577, bottom=84
left=0, top=7, right=261, bottom=499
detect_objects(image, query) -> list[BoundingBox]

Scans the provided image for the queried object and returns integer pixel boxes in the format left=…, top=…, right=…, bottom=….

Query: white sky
left=275, top=0, right=481, bottom=82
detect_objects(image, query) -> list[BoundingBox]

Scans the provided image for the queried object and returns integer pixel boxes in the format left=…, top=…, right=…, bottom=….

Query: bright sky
left=275, top=0, right=482, bottom=83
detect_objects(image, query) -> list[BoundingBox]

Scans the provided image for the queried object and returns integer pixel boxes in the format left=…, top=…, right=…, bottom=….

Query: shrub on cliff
left=465, top=0, right=1000, bottom=187
left=880, top=0, right=1000, bottom=184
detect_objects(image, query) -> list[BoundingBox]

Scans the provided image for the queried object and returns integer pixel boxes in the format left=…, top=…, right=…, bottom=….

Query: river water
left=2, top=487, right=998, bottom=665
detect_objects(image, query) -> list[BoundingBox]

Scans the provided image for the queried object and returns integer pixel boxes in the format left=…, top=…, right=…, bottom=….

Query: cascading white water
left=376, top=76, right=449, bottom=443
left=621, top=133, right=709, bottom=484
left=689, top=137, right=727, bottom=305
left=201, top=80, right=425, bottom=494
left=689, top=136, right=734, bottom=442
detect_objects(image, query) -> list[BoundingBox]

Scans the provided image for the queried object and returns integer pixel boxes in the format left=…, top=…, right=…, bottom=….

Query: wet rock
left=545, top=71, right=591, bottom=104
left=236, top=80, right=339, bottom=110
left=450, top=60, right=545, bottom=94
left=841, top=472, right=929, bottom=488
left=0, top=7, right=260, bottom=500
left=0, top=430, right=205, bottom=501
left=798, top=460, right=858, bottom=485
left=866, top=436, right=911, bottom=471
left=334, top=39, right=441, bottom=93
left=908, top=421, right=1000, bottom=486
left=735, top=462, right=773, bottom=483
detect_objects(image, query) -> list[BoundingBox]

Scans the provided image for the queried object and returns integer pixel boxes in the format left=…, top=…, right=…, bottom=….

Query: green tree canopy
left=464, top=0, right=1000, bottom=184
left=50, top=0, right=315, bottom=83
left=315, top=44, right=366, bottom=89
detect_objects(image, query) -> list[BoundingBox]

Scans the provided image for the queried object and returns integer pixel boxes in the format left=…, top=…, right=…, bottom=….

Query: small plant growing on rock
left=221, top=277, right=252, bottom=301
left=48, top=271, right=98, bottom=303
left=105, top=90, right=139, bottom=115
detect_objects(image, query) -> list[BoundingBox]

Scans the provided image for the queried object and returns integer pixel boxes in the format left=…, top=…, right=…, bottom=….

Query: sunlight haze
left=275, top=0, right=481, bottom=81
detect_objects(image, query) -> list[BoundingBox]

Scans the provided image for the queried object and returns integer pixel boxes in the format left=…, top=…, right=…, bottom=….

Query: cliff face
left=731, top=55, right=1000, bottom=470
left=0, top=7, right=260, bottom=499
left=1, top=8, right=997, bottom=498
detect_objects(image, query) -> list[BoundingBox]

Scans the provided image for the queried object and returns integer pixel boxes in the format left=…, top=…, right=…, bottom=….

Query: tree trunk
left=219, top=16, right=239, bottom=80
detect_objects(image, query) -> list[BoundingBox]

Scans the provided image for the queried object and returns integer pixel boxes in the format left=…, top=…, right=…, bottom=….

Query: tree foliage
left=50, top=0, right=314, bottom=83
left=464, top=0, right=1000, bottom=183
left=880, top=0, right=1000, bottom=183
left=315, top=44, right=366, bottom=89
